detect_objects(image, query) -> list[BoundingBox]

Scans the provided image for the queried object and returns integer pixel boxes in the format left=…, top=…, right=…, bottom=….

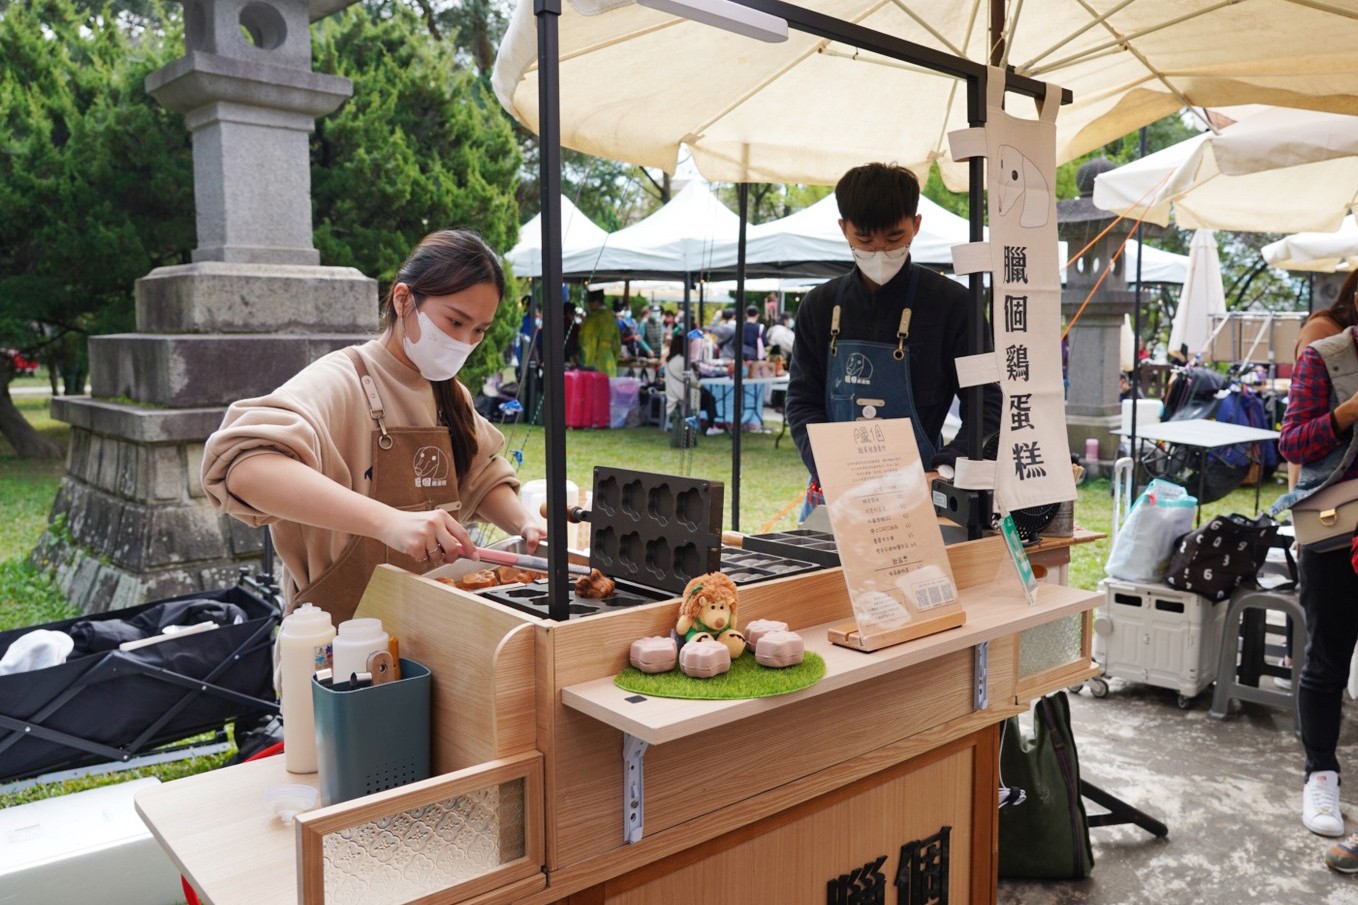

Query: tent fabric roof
left=505, top=194, right=611, bottom=277
left=1263, top=215, right=1358, bottom=273
left=493, top=0, right=1358, bottom=190
left=1093, top=106, right=1358, bottom=233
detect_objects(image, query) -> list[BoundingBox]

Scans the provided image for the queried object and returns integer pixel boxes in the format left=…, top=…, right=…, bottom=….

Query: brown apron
left=293, top=348, right=461, bottom=623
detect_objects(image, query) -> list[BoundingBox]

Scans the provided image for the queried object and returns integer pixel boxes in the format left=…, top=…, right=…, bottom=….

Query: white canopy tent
left=505, top=193, right=610, bottom=278
left=1093, top=106, right=1358, bottom=233
left=561, top=180, right=741, bottom=280
left=1263, top=216, right=1358, bottom=273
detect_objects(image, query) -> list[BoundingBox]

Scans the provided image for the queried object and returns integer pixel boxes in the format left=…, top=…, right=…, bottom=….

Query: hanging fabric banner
left=948, top=67, right=1076, bottom=512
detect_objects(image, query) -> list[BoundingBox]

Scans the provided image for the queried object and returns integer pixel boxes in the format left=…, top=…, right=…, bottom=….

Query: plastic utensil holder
left=311, top=658, right=431, bottom=806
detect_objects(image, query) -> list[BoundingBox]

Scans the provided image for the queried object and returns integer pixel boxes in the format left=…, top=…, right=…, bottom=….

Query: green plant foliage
left=310, top=2, right=523, bottom=394
left=0, top=0, right=193, bottom=350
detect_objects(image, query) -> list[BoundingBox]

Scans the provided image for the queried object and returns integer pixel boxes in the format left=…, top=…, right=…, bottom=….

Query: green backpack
left=998, top=691, right=1095, bottom=879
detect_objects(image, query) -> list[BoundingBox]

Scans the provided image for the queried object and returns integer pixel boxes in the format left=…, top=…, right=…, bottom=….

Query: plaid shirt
left=1279, top=332, right=1358, bottom=482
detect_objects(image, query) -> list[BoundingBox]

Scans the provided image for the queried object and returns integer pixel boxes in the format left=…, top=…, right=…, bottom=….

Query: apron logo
left=844, top=352, right=874, bottom=385
left=412, top=446, right=449, bottom=488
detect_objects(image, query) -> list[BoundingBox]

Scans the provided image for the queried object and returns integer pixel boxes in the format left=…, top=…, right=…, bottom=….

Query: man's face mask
left=403, top=308, right=478, bottom=381
left=852, top=245, right=911, bottom=286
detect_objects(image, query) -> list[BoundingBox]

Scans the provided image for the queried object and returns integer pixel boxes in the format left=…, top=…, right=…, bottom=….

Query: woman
left=202, top=229, right=541, bottom=623
left=1275, top=308, right=1358, bottom=856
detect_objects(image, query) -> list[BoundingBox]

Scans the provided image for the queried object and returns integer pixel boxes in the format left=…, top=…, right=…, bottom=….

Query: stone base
left=136, top=262, right=376, bottom=334
left=1066, top=413, right=1123, bottom=478
left=88, top=332, right=367, bottom=407
left=38, top=397, right=270, bottom=613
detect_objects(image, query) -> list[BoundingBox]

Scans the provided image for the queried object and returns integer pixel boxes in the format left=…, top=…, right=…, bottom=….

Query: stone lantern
left=40, top=0, right=372, bottom=612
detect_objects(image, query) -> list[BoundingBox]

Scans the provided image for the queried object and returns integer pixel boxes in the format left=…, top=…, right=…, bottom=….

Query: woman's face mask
left=852, top=245, right=911, bottom=286
left=403, top=308, right=478, bottom=381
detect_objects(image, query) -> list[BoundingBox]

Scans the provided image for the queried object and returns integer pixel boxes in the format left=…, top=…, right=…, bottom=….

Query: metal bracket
left=623, top=733, right=649, bottom=844
left=974, top=641, right=989, bottom=710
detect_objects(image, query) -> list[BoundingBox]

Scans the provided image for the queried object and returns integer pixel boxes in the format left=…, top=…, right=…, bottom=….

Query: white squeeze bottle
left=332, top=618, right=390, bottom=684
left=277, top=603, right=335, bottom=774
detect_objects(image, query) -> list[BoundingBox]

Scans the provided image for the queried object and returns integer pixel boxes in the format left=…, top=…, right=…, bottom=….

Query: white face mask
left=403, top=308, right=477, bottom=381
left=852, top=245, right=911, bottom=286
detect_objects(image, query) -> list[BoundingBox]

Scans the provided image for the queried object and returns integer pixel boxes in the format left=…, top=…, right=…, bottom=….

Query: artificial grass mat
left=615, top=651, right=826, bottom=700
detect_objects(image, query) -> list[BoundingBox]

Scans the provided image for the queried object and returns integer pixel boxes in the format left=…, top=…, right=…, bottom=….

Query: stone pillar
left=1057, top=158, right=1156, bottom=475
left=37, top=0, right=373, bottom=613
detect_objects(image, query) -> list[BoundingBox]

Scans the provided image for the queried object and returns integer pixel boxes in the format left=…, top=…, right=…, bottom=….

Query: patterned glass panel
left=321, top=779, right=526, bottom=905
left=1019, top=614, right=1084, bottom=677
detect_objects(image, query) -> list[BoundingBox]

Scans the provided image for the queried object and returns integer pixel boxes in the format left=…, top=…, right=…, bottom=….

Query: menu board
left=807, top=418, right=966, bottom=651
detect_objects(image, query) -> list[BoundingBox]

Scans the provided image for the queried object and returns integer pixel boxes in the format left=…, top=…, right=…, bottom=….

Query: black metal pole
left=963, top=71, right=988, bottom=540
left=732, top=183, right=750, bottom=531
left=535, top=0, right=570, bottom=621
left=1129, top=126, right=1147, bottom=492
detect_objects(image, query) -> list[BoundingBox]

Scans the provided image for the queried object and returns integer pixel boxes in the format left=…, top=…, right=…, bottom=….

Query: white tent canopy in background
left=1093, top=106, right=1358, bottom=233
left=505, top=194, right=610, bottom=277
left=1168, top=229, right=1228, bottom=358
left=742, top=193, right=969, bottom=273
left=1263, top=216, right=1358, bottom=273
left=561, top=180, right=740, bottom=280
left=494, top=0, right=1358, bottom=191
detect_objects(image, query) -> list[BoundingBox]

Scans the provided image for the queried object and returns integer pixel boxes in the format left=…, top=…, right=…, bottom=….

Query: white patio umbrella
left=1263, top=215, right=1358, bottom=272
left=493, top=1, right=1358, bottom=190
left=1093, top=106, right=1358, bottom=233
left=505, top=193, right=611, bottom=277
left=1168, top=229, right=1228, bottom=358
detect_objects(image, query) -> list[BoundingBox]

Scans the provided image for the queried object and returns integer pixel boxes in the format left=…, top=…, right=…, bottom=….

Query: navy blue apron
left=804, top=265, right=939, bottom=516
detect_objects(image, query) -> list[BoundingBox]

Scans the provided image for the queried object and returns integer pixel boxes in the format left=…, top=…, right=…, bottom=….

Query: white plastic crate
left=1093, top=578, right=1227, bottom=701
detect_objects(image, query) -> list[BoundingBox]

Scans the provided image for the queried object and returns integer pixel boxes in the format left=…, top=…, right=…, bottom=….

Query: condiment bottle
left=332, top=618, right=390, bottom=685
left=277, top=603, right=335, bottom=774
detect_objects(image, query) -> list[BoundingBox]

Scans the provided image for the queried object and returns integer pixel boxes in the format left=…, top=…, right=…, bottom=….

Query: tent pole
left=732, top=183, right=750, bottom=531
left=535, top=0, right=570, bottom=621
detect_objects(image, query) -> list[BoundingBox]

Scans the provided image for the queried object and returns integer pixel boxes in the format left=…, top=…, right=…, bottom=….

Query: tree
left=0, top=0, right=194, bottom=457
left=311, top=2, right=523, bottom=394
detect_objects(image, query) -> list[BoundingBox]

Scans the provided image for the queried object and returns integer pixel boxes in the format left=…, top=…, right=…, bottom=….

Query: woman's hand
left=380, top=508, right=479, bottom=564
left=519, top=522, right=544, bottom=554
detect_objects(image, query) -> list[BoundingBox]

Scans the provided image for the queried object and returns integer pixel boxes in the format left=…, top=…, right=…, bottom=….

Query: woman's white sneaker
left=1304, top=771, right=1346, bottom=837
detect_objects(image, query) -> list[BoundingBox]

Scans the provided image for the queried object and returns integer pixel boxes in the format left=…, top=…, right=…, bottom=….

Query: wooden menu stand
left=828, top=608, right=968, bottom=651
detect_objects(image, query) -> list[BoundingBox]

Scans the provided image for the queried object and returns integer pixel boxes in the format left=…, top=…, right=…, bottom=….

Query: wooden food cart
left=136, top=534, right=1099, bottom=905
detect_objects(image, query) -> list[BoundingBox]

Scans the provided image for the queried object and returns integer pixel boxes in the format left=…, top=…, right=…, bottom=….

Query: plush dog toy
left=676, top=572, right=746, bottom=659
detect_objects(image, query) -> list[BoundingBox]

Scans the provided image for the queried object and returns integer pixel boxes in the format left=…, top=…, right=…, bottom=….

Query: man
left=615, top=300, right=649, bottom=359
left=711, top=308, right=738, bottom=360
left=641, top=305, right=666, bottom=358
left=578, top=290, right=621, bottom=376
left=785, top=162, right=1001, bottom=515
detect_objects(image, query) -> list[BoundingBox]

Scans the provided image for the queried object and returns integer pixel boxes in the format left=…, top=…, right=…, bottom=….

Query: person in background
left=765, top=311, right=795, bottom=362
left=664, top=329, right=718, bottom=432
left=1273, top=311, right=1358, bottom=865
left=742, top=305, right=766, bottom=360
left=578, top=289, right=621, bottom=376
left=786, top=162, right=1001, bottom=518
left=1276, top=272, right=1358, bottom=709
left=711, top=308, right=738, bottom=359
left=561, top=301, right=581, bottom=367
left=516, top=295, right=537, bottom=365
left=615, top=300, right=650, bottom=359
left=641, top=304, right=666, bottom=359
left=201, top=229, right=542, bottom=624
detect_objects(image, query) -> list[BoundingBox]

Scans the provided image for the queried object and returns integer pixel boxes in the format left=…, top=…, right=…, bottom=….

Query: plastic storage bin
left=1092, top=578, right=1226, bottom=705
left=312, top=658, right=431, bottom=806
